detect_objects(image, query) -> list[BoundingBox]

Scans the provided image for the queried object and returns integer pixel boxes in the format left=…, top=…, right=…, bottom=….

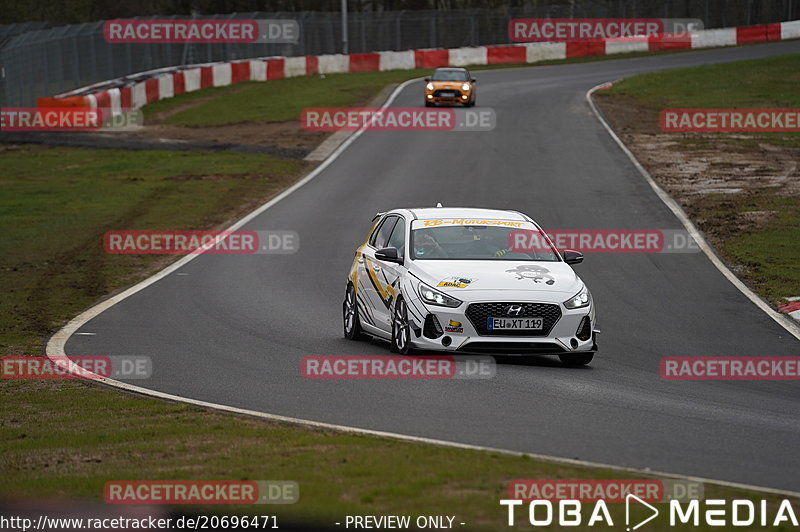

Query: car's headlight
left=563, top=286, right=590, bottom=309
left=418, top=282, right=462, bottom=308
left=426, top=83, right=434, bottom=91
left=461, top=83, right=470, bottom=91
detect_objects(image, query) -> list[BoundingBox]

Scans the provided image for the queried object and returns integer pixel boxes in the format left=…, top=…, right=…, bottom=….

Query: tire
left=425, top=101, right=434, bottom=107
left=559, top=353, right=594, bottom=367
left=390, top=298, right=412, bottom=354
left=343, top=284, right=365, bottom=340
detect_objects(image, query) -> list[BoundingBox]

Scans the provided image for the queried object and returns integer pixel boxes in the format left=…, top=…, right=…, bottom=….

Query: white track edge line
left=45, top=75, right=800, bottom=500
left=46, top=75, right=418, bottom=355
left=38, top=366, right=800, bottom=500
left=586, top=81, right=800, bottom=342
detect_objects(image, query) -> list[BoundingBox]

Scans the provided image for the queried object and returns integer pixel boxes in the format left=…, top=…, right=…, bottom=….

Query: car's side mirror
left=375, top=247, right=403, bottom=264
left=471, top=78, right=476, bottom=82
left=563, top=250, right=584, bottom=264
left=424, top=77, right=430, bottom=82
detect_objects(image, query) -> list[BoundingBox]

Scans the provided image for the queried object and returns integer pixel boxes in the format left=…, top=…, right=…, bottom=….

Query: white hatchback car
left=343, top=207, right=598, bottom=366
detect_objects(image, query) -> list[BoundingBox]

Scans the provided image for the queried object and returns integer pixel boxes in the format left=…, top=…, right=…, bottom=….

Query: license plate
left=487, top=317, right=544, bottom=330
left=439, top=91, right=456, bottom=97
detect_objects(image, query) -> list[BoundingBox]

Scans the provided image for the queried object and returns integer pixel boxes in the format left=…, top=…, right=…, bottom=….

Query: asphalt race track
left=65, top=41, right=800, bottom=491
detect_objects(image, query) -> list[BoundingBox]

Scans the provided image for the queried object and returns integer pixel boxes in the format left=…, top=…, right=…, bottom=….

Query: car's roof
left=432, top=67, right=468, bottom=71
left=404, top=207, right=528, bottom=221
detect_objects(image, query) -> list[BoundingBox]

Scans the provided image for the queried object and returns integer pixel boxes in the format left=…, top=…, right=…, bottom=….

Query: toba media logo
left=500, top=497, right=798, bottom=529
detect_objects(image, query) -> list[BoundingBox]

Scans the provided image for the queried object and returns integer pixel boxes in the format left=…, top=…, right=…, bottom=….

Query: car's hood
left=408, top=260, right=582, bottom=298
left=430, top=81, right=464, bottom=89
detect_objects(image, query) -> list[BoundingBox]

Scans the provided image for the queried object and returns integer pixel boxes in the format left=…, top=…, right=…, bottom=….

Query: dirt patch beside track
left=595, top=93, right=800, bottom=242
left=138, top=85, right=328, bottom=151
left=129, top=121, right=328, bottom=153
left=594, top=91, right=800, bottom=305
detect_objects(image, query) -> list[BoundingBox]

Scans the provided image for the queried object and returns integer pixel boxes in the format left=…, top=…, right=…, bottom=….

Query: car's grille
left=465, top=302, right=562, bottom=336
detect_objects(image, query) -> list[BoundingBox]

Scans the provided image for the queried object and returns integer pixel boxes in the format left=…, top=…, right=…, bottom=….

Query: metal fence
left=1, top=1, right=798, bottom=107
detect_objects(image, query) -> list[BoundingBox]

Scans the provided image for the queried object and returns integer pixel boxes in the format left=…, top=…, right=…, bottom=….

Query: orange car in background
left=424, top=67, right=476, bottom=107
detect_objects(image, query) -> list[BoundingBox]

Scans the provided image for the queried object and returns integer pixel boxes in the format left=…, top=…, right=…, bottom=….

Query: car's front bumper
left=405, top=296, right=596, bottom=355
left=426, top=90, right=471, bottom=105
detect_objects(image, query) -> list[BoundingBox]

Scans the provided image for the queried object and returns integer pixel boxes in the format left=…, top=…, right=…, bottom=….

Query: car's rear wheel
left=343, top=284, right=364, bottom=340
left=559, top=353, right=594, bottom=367
left=390, top=298, right=412, bottom=354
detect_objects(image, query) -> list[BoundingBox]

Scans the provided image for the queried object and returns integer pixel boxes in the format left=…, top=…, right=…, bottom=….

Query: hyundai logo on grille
left=504, top=304, right=524, bottom=316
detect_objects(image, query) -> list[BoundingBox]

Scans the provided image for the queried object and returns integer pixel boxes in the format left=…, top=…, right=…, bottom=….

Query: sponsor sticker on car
left=421, top=219, right=527, bottom=227
left=445, top=320, right=464, bottom=333
left=437, top=276, right=476, bottom=288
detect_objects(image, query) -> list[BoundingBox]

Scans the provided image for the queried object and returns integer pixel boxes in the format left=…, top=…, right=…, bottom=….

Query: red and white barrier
left=605, top=38, right=650, bottom=55
left=316, top=54, right=348, bottom=74
left=379, top=50, right=415, bottom=71
left=691, top=27, right=737, bottom=48
left=284, top=56, right=307, bottom=78
left=449, top=46, right=488, bottom=67
left=524, top=42, right=567, bottom=63
left=783, top=20, right=800, bottom=39
left=37, top=20, right=800, bottom=114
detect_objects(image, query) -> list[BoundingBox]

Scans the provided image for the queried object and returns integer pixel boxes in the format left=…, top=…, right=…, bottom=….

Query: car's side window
left=386, top=217, right=406, bottom=257
left=370, top=216, right=397, bottom=249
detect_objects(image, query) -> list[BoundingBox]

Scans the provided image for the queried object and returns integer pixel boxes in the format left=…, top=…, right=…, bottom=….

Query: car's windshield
left=411, top=221, right=559, bottom=261
left=431, top=70, right=469, bottom=81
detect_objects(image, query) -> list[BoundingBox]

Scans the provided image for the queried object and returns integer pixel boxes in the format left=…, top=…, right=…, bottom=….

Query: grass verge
left=594, top=53, right=800, bottom=306
left=0, top=145, right=305, bottom=353
left=1, top=379, right=797, bottom=530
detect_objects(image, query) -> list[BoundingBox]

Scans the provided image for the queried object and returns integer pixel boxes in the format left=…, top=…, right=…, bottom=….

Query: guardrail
left=36, top=20, right=800, bottom=118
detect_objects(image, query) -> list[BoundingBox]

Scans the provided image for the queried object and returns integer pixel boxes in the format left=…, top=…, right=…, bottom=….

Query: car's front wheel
left=390, top=298, right=412, bottom=354
left=343, top=284, right=365, bottom=340
left=559, top=353, right=594, bottom=367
